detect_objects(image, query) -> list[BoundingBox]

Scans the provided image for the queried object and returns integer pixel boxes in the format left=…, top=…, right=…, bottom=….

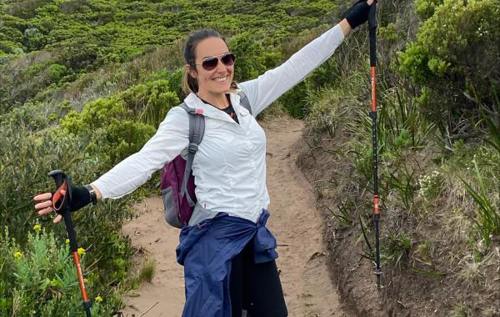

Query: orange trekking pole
left=368, top=3, right=382, bottom=288
left=49, top=170, right=92, bottom=316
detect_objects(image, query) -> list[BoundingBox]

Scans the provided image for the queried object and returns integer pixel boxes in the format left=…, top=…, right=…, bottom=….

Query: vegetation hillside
left=298, top=0, right=499, bottom=315
left=0, top=0, right=498, bottom=315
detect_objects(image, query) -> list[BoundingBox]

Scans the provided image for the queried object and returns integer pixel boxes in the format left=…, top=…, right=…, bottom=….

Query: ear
left=185, top=64, right=198, bottom=79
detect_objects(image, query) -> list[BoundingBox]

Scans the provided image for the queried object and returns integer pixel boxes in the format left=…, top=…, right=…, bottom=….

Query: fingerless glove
left=344, top=0, right=373, bottom=29
left=68, top=185, right=92, bottom=212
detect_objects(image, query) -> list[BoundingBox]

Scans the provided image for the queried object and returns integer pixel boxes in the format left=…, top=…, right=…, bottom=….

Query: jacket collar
left=184, top=92, right=250, bottom=123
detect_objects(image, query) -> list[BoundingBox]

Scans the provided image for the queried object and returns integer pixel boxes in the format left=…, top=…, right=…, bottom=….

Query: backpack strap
left=238, top=91, right=252, bottom=115
left=179, top=103, right=205, bottom=207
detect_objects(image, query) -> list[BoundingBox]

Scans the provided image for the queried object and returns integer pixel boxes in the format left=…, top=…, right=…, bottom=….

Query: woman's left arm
left=238, top=21, right=347, bottom=116
left=239, top=1, right=374, bottom=116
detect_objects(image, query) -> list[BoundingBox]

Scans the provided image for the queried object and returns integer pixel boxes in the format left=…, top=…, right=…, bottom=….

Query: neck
left=197, top=91, right=229, bottom=109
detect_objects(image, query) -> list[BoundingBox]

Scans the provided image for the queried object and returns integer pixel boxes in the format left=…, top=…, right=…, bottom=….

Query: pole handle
left=50, top=170, right=92, bottom=315
left=48, top=170, right=78, bottom=252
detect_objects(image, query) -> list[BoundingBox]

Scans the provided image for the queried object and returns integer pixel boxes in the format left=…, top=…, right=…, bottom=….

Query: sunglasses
left=197, top=53, right=236, bottom=71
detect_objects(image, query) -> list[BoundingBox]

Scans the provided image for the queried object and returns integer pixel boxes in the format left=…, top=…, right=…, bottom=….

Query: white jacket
left=92, top=24, right=344, bottom=223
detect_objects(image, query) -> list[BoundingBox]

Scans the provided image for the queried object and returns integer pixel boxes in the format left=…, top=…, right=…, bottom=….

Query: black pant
left=229, top=239, right=288, bottom=317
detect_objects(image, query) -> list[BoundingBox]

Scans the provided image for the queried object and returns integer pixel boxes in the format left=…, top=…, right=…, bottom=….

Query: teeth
left=214, top=77, right=227, bottom=81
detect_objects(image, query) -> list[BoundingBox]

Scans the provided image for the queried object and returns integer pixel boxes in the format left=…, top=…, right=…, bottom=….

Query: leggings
left=229, top=239, right=288, bottom=317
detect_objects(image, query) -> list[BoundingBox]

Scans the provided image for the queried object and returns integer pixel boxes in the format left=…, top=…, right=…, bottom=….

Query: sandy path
left=121, top=117, right=346, bottom=316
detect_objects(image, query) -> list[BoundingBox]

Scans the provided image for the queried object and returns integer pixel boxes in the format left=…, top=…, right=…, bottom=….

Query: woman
left=34, top=1, right=375, bottom=316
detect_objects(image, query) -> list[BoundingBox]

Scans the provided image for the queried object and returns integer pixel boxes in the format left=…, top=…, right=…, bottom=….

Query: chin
left=213, top=84, right=231, bottom=93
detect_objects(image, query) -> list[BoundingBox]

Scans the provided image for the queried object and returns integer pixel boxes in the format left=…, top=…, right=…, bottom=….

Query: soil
left=120, top=116, right=352, bottom=316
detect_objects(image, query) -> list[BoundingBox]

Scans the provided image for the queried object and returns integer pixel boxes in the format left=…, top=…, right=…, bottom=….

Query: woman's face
left=190, top=37, right=234, bottom=97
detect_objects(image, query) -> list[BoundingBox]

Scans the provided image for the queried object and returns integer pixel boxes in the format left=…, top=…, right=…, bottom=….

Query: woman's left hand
left=344, top=0, right=377, bottom=30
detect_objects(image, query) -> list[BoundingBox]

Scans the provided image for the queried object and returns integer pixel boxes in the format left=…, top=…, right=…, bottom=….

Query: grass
left=138, top=258, right=156, bottom=283
left=382, top=232, right=412, bottom=268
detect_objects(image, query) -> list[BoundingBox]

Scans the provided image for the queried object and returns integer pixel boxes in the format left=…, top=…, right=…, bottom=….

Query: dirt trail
left=121, top=117, right=348, bottom=316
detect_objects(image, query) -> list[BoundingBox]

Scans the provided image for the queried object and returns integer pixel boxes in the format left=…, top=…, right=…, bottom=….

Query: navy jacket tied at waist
left=176, top=210, right=278, bottom=317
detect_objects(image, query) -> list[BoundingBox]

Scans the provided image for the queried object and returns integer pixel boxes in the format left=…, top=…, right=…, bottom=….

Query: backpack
left=160, top=92, right=252, bottom=228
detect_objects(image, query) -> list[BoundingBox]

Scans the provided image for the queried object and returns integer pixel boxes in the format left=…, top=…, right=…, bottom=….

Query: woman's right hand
left=34, top=192, right=63, bottom=223
left=34, top=185, right=95, bottom=223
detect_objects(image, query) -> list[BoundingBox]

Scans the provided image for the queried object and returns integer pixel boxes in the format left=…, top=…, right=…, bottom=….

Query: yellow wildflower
left=65, top=239, right=70, bottom=245
left=14, top=251, right=23, bottom=259
left=95, top=295, right=103, bottom=303
left=33, top=224, right=42, bottom=234
left=77, top=247, right=86, bottom=256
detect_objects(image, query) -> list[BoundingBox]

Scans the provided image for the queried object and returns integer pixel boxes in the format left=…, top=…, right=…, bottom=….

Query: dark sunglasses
left=197, top=53, right=236, bottom=71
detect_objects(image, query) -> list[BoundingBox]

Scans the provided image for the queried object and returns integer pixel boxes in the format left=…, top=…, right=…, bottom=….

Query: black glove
left=344, top=0, right=374, bottom=29
left=52, top=185, right=92, bottom=213
left=68, top=185, right=93, bottom=212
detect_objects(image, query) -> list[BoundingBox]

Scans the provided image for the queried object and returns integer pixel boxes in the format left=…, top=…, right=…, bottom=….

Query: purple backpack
left=160, top=93, right=252, bottom=228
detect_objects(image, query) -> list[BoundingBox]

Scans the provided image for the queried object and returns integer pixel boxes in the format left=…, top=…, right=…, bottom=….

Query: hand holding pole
left=49, top=170, right=92, bottom=316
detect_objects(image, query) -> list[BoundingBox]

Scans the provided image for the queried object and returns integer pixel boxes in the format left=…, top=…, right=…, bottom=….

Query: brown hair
left=182, top=28, right=238, bottom=94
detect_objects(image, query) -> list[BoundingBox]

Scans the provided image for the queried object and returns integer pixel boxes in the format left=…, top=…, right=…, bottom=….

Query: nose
left=215, top=58, right=228, bottom=73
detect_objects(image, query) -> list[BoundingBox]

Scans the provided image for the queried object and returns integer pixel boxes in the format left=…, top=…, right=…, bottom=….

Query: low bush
left=0, top=226, right=118, bottom=316
left=398, top=0, right=500, bottom=137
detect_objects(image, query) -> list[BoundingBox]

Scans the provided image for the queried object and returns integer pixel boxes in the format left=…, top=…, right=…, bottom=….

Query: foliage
left=0, top=0, right=337, bottom=111
left=460, top=151, right=500, bottom=248
left=417, top=170, right=443, bottom=201
left=60, top=96, right=156, bottom=169
left=398, top=0, right=500, bottom=137
left=0, top=226, right=117, bottom=316
left=301, top=1, right=498, bottom=313
left=1, top=0, right=498, bottom=314
left=229, top=31, right=282, bottom=82
left=382, top=232, right=412, bottom=268
left=414, top=0, right=443, bottom=20
left=59, top=76, right=184, bottom=169
left=120, top=79, right=180, bottom=128
left=0, top=111, right=134, bottom=314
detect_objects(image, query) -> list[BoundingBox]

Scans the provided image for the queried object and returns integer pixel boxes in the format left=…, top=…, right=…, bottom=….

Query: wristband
left=84, top=185, right=97, bottom=205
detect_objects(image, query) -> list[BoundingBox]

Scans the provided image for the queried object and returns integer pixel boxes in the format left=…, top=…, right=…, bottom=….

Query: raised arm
left=238, top=23, right=345, bottom=116
left=239, top=1, right=374, bottom=116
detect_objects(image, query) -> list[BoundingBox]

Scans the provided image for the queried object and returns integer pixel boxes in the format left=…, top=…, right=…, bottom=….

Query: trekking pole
left=368, top=2, right=382, bottom=289
left=49, top=170, right=92, bottom=317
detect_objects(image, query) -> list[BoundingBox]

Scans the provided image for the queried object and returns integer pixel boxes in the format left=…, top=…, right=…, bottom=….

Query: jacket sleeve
left=238, top=24, right=345, bottom=116
left=91, top=106, right=189, bottom=199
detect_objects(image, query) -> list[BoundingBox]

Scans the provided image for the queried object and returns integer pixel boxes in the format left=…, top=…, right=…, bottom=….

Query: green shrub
left=230, top=31, right=282, bottom=82
left=23, top=27, right=46, bottom=51
left=60, top=96, right=156, bottom=168
left=47, top=63, right=68, bottom=83
left=415, top=0, right=443, bottom=20
left=0, top=117, right=135, bottom=314
left=0, top=226, right=115, bottom=316
left=398, top=0, right=500, bottom=135
left=120, top=79, right=180, bottom=127
left=378, top=22, right=399, bottom=42
left=5, top=0, right=53, bottom=19
left=0, top=25, right=24, bottom=43
left=0, top=39, right=23, bottom=55
left=93, top=120, right=157, bottom=167
left=61, top=97, right=129, bottom=134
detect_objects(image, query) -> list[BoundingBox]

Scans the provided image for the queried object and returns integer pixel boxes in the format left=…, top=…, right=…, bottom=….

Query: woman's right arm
left=90, top=106, right=189, bottom=199
left=34, top=106, right=189, bottom=220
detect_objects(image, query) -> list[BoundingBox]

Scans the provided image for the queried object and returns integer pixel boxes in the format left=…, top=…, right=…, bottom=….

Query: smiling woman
left=33, top=1, right=376, bottom=316
left=182, top=29, right=237, bottom=108
left=189, top=38, right=235, bottom=107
